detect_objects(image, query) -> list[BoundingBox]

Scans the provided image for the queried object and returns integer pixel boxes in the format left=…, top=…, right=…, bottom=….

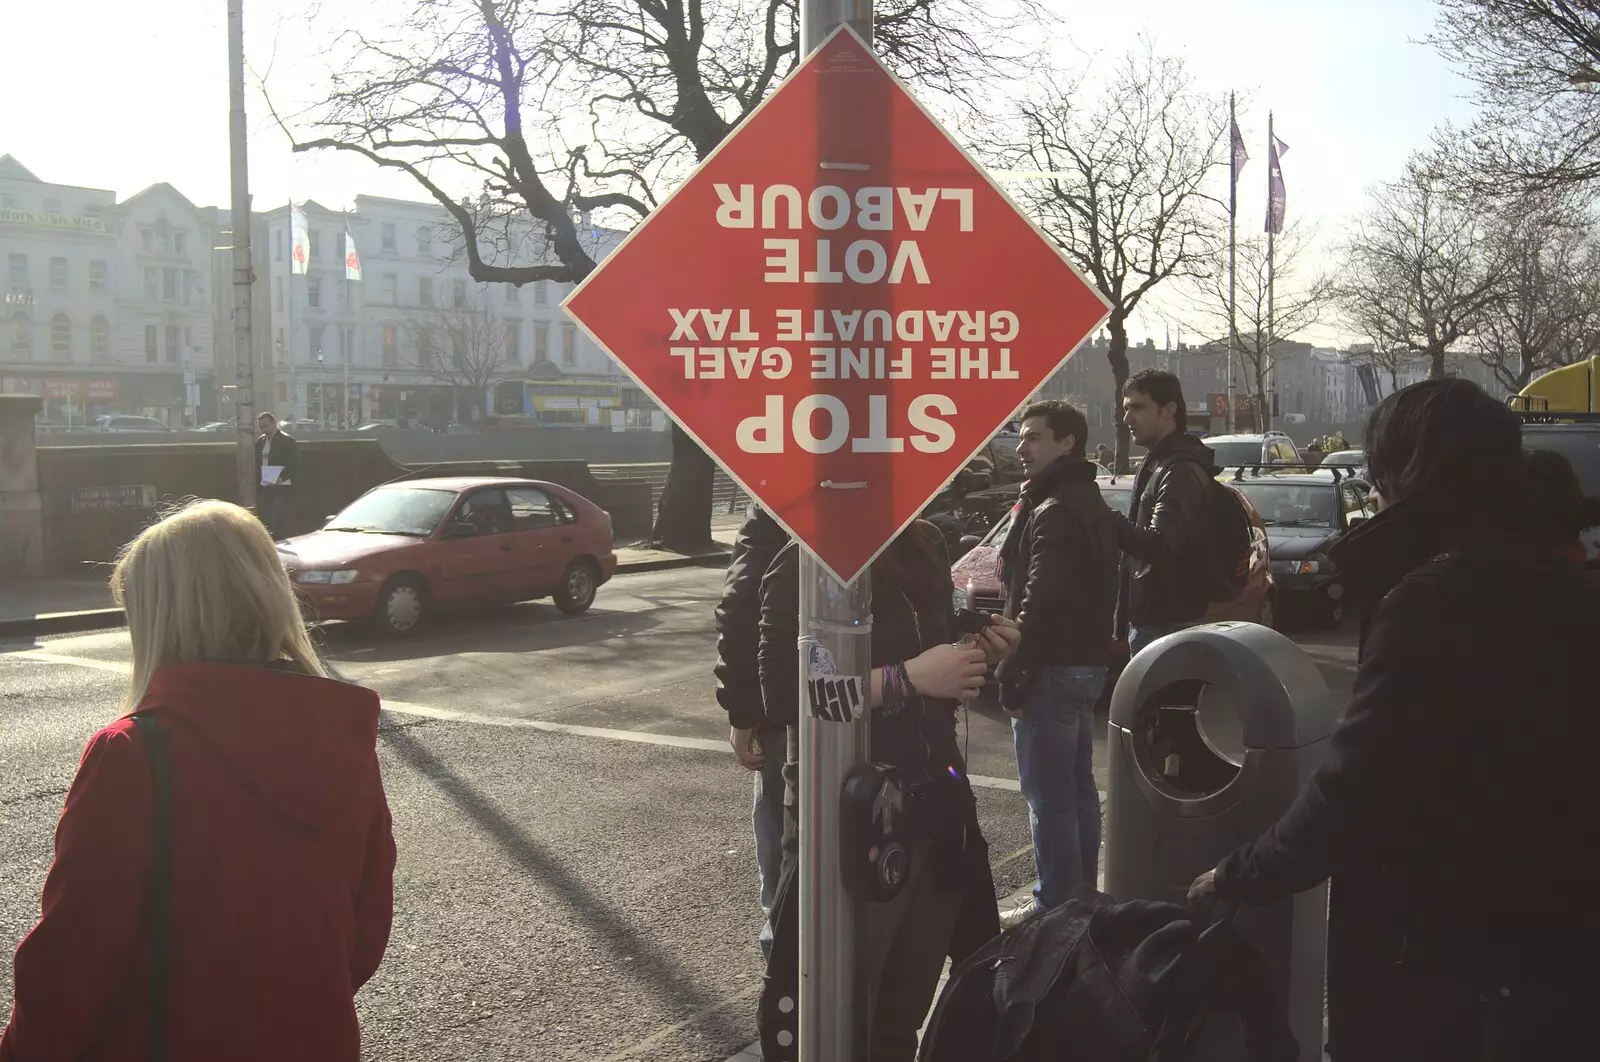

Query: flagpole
left=1227, top=91, right=1238, bottom=434
left=1265, top=111, right=1276, bottom=432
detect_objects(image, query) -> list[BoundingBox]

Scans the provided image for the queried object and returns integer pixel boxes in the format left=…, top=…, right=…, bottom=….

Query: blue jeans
left=753, top=726, right=788, bottom=961
left=1011, top=665, right=1106, bottom=909
left=1129, top=622, right=1195, bottom=658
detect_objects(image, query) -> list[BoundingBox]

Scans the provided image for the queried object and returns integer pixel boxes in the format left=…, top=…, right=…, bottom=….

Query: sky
left=3, top=0, right=1479, bottom=344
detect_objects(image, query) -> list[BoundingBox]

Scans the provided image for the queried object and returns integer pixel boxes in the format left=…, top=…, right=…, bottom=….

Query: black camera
left=952, top=607, right=993, bottom=635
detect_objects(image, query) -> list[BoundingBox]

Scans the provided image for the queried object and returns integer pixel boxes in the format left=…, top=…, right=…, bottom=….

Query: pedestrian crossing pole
left=797, top=2, right=875, bottom=1059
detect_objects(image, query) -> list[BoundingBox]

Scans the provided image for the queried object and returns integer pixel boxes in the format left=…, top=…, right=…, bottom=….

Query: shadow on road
left=380, top=727, right=749, bottom=1047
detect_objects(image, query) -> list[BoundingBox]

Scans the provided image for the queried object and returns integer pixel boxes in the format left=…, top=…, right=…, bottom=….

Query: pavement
left=0, top=566, right=1359, bottom=1060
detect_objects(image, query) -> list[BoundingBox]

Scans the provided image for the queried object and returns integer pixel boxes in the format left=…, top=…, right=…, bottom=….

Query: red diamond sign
left=564, top=26, right=1111, bottom=584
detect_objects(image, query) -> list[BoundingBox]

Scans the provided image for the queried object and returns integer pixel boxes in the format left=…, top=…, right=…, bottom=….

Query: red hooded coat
left=1, top=662, right=395, bottom=1062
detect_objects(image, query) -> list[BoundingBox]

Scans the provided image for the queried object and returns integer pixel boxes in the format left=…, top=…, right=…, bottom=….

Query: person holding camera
left=755, top=521, right=1019, bottom=1061
left=995, top=400, right=1119, bottom=930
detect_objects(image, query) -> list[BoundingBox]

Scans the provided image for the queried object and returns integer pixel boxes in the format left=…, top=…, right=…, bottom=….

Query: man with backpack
left=1110, top=370, right=1246, bottom=655
left=994, top=401, right=1119, bottom=930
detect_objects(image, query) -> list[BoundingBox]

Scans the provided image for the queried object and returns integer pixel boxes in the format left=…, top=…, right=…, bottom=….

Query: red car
left=276, top=477, right=618, bottom=635
left=949, top=475, right=1275, bottom=704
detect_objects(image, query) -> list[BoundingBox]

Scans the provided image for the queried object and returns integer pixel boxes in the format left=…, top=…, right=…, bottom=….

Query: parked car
left=1203, top=431, right=1301, bottom=468
left=1320, top=448, right=1369, bottom=481
left=99, top=414, right=172, bottom=433
left=949, top=474, right=1276, bottom=709
left=1222, top=467, right=1373, bottom=626
left=275, top=477, right=618, bottom=635
left=1521, top=417, right=1600, bottom=566
left=190, top=421, right=234, bottom=433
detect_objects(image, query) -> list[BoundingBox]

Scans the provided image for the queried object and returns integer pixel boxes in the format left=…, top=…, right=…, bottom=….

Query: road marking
left=596, top=984, right=763, bottom=1062
left=7, top=650, right=1043, bottom=793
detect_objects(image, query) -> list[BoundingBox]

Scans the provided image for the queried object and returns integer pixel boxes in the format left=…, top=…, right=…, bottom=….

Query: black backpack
left=1157, top=453, right=1252, bottom=604
left=918, top=889, right=1298, bottom=1062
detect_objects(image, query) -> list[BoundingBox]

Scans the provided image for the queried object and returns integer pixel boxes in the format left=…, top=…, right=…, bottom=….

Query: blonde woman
left=0, top=500, right=395, bottom=1062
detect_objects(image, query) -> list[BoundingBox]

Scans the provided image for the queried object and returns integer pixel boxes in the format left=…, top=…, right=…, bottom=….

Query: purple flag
left=1230, top=118, right=1249, bottom=186
left=1266, top=134, right=1289, bottom=234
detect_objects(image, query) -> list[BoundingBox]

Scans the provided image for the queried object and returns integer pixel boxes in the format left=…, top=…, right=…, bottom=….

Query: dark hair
left=1365, top=378, right=1522, bottom=501
left=1124, top=370, right=1187, bottom=432
left=1524, top=449, right=1600, bottom=540
left=872, top=520, right=947, bottom=613
left=1019, top=400, right=1088, bottom=459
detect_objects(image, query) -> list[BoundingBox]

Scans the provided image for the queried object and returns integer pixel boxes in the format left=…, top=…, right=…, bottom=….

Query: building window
left=415, top=326, right=435, bottom=368
left=140, top=227, right=154, bottom=253
left=90, top=315, right=110, bottom=360
left=533, top=281, right=548, bottom=306
left=309, top=324, right=325, bottom=362
left=89, top=260, right=108, bottom=291
left=561, top=323, right=577, bottom=365
left=274, top=277, right=283, bottom=310
left=84, top=202, right=102, bottom=219
left=0, top=194, right=15, bottom=210
left=275, top=327, right=284, bottom=364
left=419, top=276, right=433, bottom=306
left=51, top=314, right=71, bottom=360
left=162, top=267, right=179, bottom=302
left=145, top=324, right=159, bottom=363
left=43, top=197, right=62, bottom=212
left=155, top=219, right=170, bottom=253
left=504, top=320, right=521, bottom=363
left=382, top=273, right=397, bottom=303
left=8, top=313, right=30, bottom=357
left=173, top=232, right=187, bottom=255
left=450, top=328, right=467, bottom=367
left=8, top=254, right=27, bottom=288
left=452, top=279, right=467, bottom=309
left=49, top=257, right=67, bottom=289
left=381, top=223, right=396, bottom=252
left=416, top=226, right=431, bottom=255
left=381, top=323, right=398, bottom=366
left=505, top=284, right=519, bottom=305
left=142, top=268, right=159, bottom=300
left=534, top=321, right=549, bottom=362
left=165, top=325, right=180, bottom=363
left=308, top=273, right=322, bottom=309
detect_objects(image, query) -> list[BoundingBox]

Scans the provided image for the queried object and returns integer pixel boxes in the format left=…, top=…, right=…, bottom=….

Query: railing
left=588, top=462, right=750, bottom=514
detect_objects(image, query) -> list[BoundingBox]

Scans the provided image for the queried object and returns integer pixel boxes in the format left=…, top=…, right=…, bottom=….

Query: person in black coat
left=756, top=522, right=1020, bottom=1062
left=254, top=412, right=300, bottom=540
left=712, top=504, right=790, bottom=960
left=1190, top=379, right=1600, bottom=1062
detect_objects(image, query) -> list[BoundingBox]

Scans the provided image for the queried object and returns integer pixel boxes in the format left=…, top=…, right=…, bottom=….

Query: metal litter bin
left=1104, top=622, right=1338, bottom=1062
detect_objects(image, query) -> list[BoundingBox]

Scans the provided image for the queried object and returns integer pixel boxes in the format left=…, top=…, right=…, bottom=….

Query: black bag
left=131, top=712, right=173, bottom=1062
left=918, top=888, right=1298, bottom=1062
left=1199, top=475, right=1253, bottom=603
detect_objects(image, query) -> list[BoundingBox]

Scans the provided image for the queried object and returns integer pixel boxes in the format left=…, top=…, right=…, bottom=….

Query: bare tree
left=1335, top=159, right=1504, bottom=380
left=1475, top=201, right=1600, bottom=391
left=1191, top=220, right=1334, bottom=429
left=992, top=43, right=1227, bottom=471
left=400, top=296, right=514, bottom=421
left=278, top=0, right=1046, bottom=551
left=1429, top=1, right=1600, bottom=197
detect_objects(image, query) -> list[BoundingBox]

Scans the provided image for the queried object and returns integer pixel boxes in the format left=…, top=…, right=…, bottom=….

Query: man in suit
left=254, top=412, right=299, bottom=540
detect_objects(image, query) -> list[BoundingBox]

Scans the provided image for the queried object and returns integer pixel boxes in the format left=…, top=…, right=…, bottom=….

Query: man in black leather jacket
left=1108, top=370, right=1216, bottom=655
left=712, top=503, right=789, bottom=960
left=993, top=400, right=1118, bottom=928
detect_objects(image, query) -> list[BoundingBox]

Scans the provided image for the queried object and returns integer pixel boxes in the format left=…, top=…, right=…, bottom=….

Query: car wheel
left=1258, top=591, right=1276, bottom=630
left=554, top=558, right=600, bottom=614
left=375, top=576, right=427, bottom=636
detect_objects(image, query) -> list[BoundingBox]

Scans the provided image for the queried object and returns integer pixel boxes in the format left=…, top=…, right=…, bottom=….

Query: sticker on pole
left=563, top=25, right=1111, bottom=585
left=803, top=638, right=860, bottom=722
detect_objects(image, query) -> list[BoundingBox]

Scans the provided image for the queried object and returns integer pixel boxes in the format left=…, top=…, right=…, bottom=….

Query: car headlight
left=1270, top=559, right=1320, bottom=575
left=296, top=569, right=360, bottom=585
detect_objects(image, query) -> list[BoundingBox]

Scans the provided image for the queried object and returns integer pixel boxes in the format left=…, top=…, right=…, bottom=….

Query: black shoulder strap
left=130, top=712, right=172, bottom=1062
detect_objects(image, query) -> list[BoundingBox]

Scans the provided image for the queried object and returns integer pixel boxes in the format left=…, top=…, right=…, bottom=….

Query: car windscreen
left=325, top=488, right=458, bottom=536
left=1099, top=486, right=1133, bottom=515
left=1524, top=428, right=1600, bottom=496
left=1233, top=482, right=1337, bottom=527
left=1209, top=441, right=1263, bottom=468
left=1322, top=450, right=1364, bottom=465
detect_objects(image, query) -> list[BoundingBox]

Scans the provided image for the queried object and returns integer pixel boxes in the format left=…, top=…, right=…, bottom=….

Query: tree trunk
left=651, top=422, right=716, bottom=552
left=1254, top=358, right=1270, bottom=433
left=1106, top=317, right=1132, bottom=474
left=1429, top=347, right=1448, bottom=379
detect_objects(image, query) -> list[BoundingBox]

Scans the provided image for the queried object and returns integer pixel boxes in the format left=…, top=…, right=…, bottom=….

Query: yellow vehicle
left=1511, top=357, right=1599, bottom=415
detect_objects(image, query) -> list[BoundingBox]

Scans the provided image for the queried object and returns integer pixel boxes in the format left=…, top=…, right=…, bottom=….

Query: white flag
left=290, top=202, right=310, bottom=275
left=343, top=228, right=362, bottom=281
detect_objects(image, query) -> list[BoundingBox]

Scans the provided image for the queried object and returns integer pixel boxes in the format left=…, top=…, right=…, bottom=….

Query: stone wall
left=0, top=395, right=45, bottom=577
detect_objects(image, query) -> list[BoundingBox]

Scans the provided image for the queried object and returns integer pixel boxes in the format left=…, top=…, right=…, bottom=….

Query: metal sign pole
left=797, top=4, right=875, bottom=1060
